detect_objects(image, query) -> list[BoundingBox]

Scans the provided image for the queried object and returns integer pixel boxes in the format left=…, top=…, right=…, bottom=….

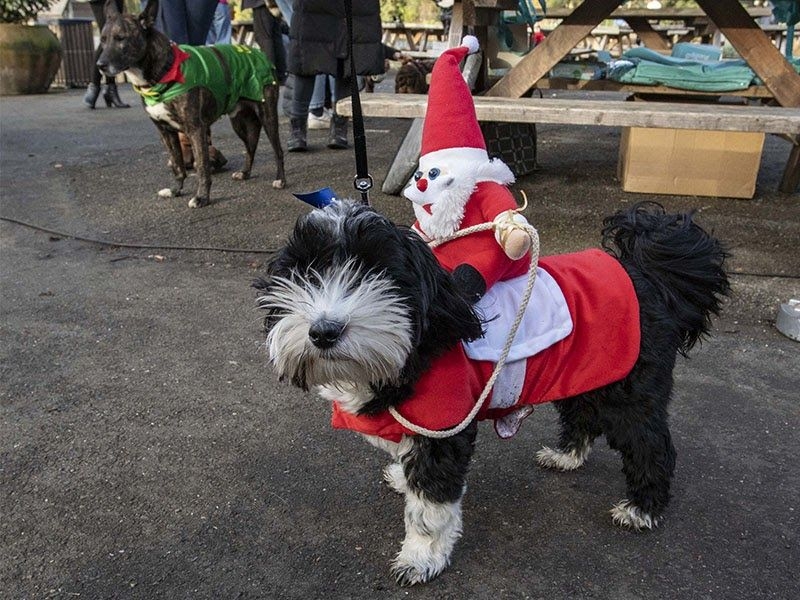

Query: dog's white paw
left=390, top=552, right=448, bottom=587
left=157, top=188, right=174, bottom=198
left=188, top=196, right=208, bottom=208
left=383, top=462, right=407, bottom=494
left=272, top=179, right=285, bottom=189
left=610, top=500, right=660, bottom=531
left=232, top=171, right=248, bottom=181
left=536, top=445, right=590, bottom=471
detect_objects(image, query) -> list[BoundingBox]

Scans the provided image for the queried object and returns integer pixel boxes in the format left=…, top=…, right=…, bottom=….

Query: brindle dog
left=97, top=0, right=285, bottom=208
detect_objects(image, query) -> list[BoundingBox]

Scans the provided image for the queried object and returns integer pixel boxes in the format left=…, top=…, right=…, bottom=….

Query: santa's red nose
left=416, top=178, right=428, bottom=192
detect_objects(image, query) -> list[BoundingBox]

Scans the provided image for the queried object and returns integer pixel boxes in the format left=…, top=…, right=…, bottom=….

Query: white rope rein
left=388, top=199, right=540, bottom=439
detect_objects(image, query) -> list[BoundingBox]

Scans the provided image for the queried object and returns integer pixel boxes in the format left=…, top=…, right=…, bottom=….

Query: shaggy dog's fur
left=254, top=200, right=729, bottom=586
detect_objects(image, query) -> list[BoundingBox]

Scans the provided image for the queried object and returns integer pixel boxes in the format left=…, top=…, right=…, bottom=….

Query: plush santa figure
left=404, top=36, right=531, bottom=299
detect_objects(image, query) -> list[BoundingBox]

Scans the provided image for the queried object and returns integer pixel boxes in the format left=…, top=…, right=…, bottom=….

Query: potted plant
left=0, top=0, right=61, bottom=95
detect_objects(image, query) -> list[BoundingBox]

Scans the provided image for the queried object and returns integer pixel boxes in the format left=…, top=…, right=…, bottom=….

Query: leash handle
left=344, top=0, right=371, bottom=205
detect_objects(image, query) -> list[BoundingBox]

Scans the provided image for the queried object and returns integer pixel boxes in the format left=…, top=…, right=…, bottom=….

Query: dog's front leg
left=156, top=127, right=186, bottom=199
left=187, top=120, right=211, bottom=208
left=391, top=422, right=477, bottom=586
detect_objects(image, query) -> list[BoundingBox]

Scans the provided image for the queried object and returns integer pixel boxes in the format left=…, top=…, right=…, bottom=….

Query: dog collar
left=158, top=44, right=190, bottom=84
left=133, top=44, right=191, bottom=100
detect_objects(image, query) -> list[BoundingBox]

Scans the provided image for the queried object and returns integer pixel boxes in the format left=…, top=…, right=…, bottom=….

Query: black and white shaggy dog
left=253, top=200, right=729, bottom=586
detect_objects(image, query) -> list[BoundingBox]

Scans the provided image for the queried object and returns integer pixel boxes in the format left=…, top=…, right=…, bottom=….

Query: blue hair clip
left=292, top=187, right=337, bottom=209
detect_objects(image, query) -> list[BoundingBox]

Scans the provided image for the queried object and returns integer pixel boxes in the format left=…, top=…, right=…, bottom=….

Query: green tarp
left=607, top=47, right=800, bottom=92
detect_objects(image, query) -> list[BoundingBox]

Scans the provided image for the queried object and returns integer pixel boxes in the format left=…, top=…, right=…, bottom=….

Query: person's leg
left=85, top=1, right=105, bottom=107
left=217, top=2, right=232, bottom=44
left=157, top=0, right=189, bottom=43
left=288, top=74, right=315, bottom=151
left=206, top=2, right=232, bottom=45
left=328, top=77, right=352, bottom=149
left=103, top=0, right=130, bottom=107
left=309, top=75, right=326, bottom=112
left=205, top=3, right=221, bottom=44
left=87, top=0, right=129, bottom=108
left=307, top=75, right=331, bottom=129
left=273, top=0, right=293, bottom=24
left=186, top=0, right=219, bottom=46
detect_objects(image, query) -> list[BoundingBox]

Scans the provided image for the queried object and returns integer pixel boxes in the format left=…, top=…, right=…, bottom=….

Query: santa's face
left=402, top=149, right=491, bottom=239
left=404, top=162, right=455, bottom=209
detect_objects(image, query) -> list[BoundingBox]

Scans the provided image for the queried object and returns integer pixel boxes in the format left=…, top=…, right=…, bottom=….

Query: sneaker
left=308, top=108, right=332, bottom=130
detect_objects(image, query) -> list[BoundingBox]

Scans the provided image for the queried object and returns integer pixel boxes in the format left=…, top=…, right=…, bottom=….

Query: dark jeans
left=155, top=0, right=218, bottom=46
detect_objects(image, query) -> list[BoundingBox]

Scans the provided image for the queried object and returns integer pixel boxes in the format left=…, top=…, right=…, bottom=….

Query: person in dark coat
left=285, top=0, right=385, bottom=151
left=242, top=0, right=288, bottom=85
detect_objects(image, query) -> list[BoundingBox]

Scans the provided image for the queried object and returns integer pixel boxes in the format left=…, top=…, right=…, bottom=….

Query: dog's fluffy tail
left=602, top=202, right=730, bottom=355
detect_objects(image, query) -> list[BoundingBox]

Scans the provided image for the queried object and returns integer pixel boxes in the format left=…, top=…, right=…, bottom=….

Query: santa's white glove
left=493, top=210, right=532, bottom=260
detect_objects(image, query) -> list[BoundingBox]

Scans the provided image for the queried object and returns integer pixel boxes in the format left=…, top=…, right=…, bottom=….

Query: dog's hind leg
left=391, top=423, right=477, bottom=587
left=603, top=405, right=676, bottom=530
left=260, top=84, right=285, bottom=189
left=229, top=103, right=260, bottom=182
left=537, top=395, right=601, bottom=471
left=156, top=128, right=187, bottom=199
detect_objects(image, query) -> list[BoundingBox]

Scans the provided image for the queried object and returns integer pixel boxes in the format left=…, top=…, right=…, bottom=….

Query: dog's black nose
left=308, top=318, right=346, bottom=349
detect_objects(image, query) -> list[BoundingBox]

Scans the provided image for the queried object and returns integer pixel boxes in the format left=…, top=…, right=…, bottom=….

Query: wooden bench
left=337, top=93, right=800, bottom=194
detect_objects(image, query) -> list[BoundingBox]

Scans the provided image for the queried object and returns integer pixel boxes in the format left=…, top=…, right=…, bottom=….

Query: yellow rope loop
left=389, top=220, right=540, bottom=439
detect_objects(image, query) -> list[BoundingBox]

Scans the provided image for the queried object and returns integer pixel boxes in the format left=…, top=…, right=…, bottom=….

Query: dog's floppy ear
left=137, top=0, right=159, bottom=29
left=400, top=229, right=484, bottom=347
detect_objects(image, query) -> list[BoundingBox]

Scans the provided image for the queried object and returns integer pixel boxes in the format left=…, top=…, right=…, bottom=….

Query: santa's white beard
left=405, top=157, right=515, bottom=240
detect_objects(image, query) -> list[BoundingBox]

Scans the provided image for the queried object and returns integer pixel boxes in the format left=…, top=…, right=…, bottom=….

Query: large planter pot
left=0, top=22, right=62, bottom=95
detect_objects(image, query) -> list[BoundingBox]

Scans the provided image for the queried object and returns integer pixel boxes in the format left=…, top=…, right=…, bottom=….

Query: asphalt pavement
left=1, top=85, right=798, bottom=600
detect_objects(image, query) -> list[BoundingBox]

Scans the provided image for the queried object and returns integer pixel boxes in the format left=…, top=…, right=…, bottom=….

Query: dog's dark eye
left=114, top=35, right=125, bottom=42
left=413, top=170, right=422, bottom=181
left=428, top=168, right=440, bottom=180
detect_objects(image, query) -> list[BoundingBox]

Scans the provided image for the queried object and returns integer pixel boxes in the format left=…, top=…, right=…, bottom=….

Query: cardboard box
left=617, top=127, right=765, bottom=199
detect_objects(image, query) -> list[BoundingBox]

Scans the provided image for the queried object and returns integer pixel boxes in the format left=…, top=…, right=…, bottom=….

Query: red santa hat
left=420, top=36, right=487, bottom=164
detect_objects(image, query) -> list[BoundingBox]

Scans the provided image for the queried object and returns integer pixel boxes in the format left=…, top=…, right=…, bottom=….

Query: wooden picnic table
left=484, top=0, right=800, bottom=192
left=381, top=21, right=445, bottom=52
left=346, top=2, right=800, bottom=195
left=542, top=5, right=773, bottom=52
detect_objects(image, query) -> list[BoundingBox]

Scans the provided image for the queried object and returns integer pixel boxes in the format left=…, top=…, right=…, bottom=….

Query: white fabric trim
left=419, top=147, right=488, bottom=167
left=463, top=269, right=573, bottom=362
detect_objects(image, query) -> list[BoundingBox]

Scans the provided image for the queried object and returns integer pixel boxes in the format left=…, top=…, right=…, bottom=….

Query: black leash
left=344, top=0, right=372, bottom=205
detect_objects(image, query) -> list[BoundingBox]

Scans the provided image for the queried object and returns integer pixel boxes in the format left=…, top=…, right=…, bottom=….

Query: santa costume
left=403, top=36, right=530, bottom=293
left=331, top=38, right=642, bottom=440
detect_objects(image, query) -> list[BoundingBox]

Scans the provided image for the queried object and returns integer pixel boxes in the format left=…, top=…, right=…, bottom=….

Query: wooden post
left=696, top=0, right=800, bottom=108
left=625, top=17, right=671, bottom=52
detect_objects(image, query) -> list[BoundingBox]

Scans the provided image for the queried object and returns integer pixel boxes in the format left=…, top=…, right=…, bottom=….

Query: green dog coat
left=135, top=44, right=275, bottom=120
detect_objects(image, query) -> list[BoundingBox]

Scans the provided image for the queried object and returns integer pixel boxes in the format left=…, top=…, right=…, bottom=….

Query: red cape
left=331, top=249, right=640, bottom=442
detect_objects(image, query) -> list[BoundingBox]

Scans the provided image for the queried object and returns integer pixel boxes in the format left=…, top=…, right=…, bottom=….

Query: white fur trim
left=462, top=35, right=480, bottom=54
left=464, top=269, right=572, bottom=362
left=421, top=147, right=488, bottom=167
